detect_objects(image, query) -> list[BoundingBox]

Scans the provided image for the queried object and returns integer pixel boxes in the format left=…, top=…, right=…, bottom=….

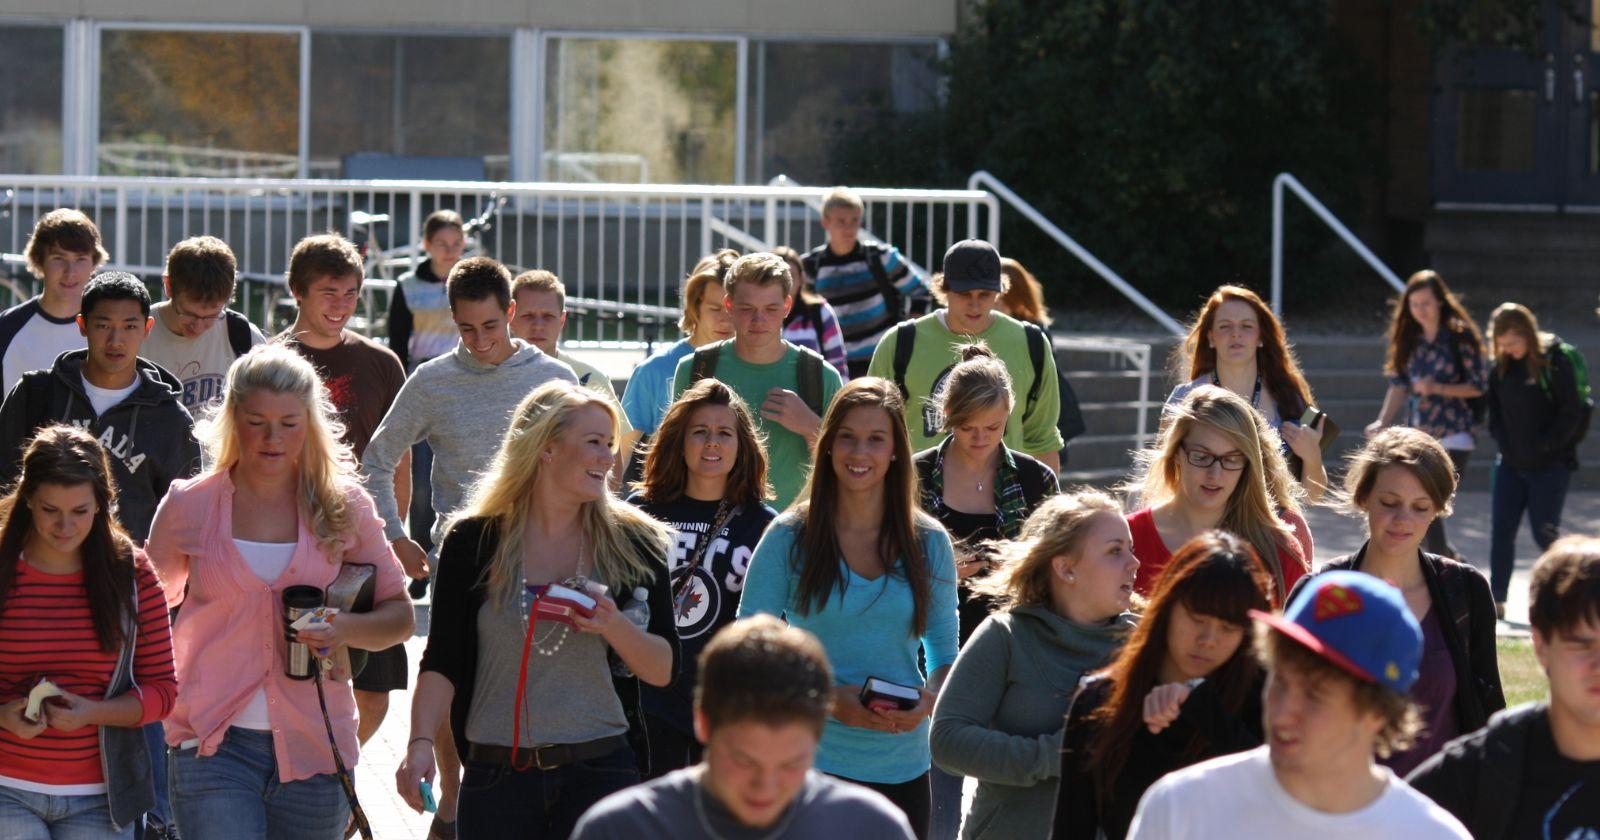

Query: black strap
left=1210, top=368, right=1263, bottom=410
left=314, top=667, right=372, bottom=839
left=1023, top=322, right=1050, bottom=416
left=223, top=310, right=255, bottom=357
left=891, top=320, right=918, bottom=401
left=672, top=502, right=739, bottom=614
left=863, top=244, right=902, bottom=320
left=795, top=350, right=824, bottom=416
left=689, top=345, right=719, bottom=384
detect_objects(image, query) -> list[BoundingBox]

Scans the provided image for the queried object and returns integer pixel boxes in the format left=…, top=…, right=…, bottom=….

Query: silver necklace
left=522, top=527, right=589, bottom=657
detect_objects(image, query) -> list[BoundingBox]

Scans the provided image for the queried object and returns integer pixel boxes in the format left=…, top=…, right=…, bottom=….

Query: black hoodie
left=1488, top=334, right=1584, bottom=470
left=0, top=350, right=201, bottom=541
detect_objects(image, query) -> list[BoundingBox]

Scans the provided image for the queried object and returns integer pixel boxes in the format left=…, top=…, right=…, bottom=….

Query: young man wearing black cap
left=570, top=616, right=915, bottom=839
left=866, top=239, right=1063, bottom=473
left=1408, top=537, right=1600, bottom=838
left=1128, top=570, right=1470, bottom=838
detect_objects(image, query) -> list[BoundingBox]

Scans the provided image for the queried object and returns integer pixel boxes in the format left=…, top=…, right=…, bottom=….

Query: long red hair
left=1084, top=531, right=1271, bottom=807
left=1177, top=285, right=1314, bottom=420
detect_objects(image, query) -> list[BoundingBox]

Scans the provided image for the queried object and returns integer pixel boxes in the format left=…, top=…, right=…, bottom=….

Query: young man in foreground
left=1128, top=570, right=1469, bottom=838
left=1409, top=536, right=1600, bottom=837
left=572, top=615, right=914, bottom=839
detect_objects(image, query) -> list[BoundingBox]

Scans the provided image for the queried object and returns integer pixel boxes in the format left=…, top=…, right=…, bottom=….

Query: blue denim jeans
left=456, top=743, right=638, bottom=840
left=0, top=785, right=134, bottom=840
left=1490, top=459, right=1573, bottom=603
left=142, top=721, right=171, bottom=828
left=169, top=728, right=349, bottom=840
left=928, top=764, right=963, bottom=840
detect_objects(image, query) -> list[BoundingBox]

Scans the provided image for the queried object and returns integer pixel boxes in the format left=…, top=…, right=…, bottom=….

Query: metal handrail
left=1270, top=172, right=1404, bottom=316
left=965, top=171, right=1184, bottom=336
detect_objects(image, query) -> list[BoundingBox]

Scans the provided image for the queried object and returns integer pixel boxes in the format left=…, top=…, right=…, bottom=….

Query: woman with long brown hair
left=1485, top=302, right=1585, bottom=616
left=929, top=491, right=1138, bottom=839
left=1366, top=270, right=1487, bottom=559
left=738, top=377, right=959, bottom=838
left=1166, top=285, right=1329, bottom=498
left=627, top=377, right=777, bottom=775
left=1052, top=531, right=1270, bottom=839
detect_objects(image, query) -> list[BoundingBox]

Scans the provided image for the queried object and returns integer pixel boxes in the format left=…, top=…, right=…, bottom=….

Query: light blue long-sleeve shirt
left=737, top=512, right=960, bottom=784
left=619, top=338, right=693, bottom=435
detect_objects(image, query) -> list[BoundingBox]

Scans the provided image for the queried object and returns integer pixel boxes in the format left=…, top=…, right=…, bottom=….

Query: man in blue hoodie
left=0, top=271, right=200, bottom=542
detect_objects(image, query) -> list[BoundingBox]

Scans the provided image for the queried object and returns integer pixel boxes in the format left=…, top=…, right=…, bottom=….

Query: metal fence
left=0, top=175, right=999, bottom=343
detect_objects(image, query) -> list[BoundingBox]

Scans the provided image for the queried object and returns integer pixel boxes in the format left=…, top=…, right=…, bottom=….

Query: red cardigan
left=1126, top=507, right=1312, bottom=603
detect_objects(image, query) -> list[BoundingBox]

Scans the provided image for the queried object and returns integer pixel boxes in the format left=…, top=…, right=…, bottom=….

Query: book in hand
left=859, top=677, right=920, bottom=712
left=23, top=678, right=61, bottom=723
left=534, top=583, right=598, bottom=627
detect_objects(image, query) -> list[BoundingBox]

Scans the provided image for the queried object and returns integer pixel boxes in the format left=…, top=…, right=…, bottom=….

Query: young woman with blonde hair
left=627, top=377, right=777, bottom=775
left=1485, top=302, right=1585, bottom=613
left=739, top=377, right=959, bottom=838
left=930, top=491, right=1138, bottom=839
left=397, top=380, right=679, bottom=839
left=1287, top=427, right=1503, bottom=776
left=1166, top=285, right=1329, bottom=498
left=147, top=345, right=415, bottom=839
left=1125, top=386, right=1311, bottom=601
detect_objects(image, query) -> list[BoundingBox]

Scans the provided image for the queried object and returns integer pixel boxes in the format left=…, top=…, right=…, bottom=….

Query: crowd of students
left=0, top=189, right=1595, bottom=840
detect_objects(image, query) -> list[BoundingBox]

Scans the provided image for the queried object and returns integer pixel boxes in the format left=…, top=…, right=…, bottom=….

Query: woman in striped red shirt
left=0, top=424, right=176, bottom=838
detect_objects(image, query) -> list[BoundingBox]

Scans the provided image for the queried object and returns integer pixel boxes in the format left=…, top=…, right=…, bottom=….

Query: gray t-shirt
left=464, top=577, right=628, bottom=747
left=571, top=767, right=915, bottom=840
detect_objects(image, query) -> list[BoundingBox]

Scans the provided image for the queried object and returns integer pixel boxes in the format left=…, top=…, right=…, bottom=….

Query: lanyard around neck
left=1212, top=369, right=1262, bottom=409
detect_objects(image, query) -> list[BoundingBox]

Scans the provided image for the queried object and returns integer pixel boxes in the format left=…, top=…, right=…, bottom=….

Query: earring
left=1065, top=573, right=1076, bottom=583
left=890, top=455, right=897, bottom=461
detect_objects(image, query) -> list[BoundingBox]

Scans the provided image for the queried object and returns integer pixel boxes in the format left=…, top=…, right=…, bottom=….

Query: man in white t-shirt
left=141, top=235, right=266, bottom=412
left=1128, top=570, right=1470, bottom=839
left=0, top=208, right=108, bottom=393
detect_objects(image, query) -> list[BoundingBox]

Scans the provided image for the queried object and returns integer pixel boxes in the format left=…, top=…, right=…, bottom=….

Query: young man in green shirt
left=867, top=239, right=1063, bottom=472
left=673, top=252, right=842, bottom=509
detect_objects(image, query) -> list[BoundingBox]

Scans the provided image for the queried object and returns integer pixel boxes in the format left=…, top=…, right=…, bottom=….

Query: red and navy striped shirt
left=0, top=554, right=175, bottom=790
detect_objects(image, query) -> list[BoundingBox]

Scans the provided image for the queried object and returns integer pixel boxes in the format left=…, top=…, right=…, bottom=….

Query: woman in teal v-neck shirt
left=739, top=377, right=959, bottom=839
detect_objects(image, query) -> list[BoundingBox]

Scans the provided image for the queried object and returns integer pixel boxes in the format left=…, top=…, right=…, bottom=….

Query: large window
left=99, top=29, right=301, bottom=177
left=0, top=24, right=65, bottom=174
left=309, top=33, right=512, bottom=180
left=543, top=37, right=738, bottom=184
left=746, top=41, right=938, bottom=184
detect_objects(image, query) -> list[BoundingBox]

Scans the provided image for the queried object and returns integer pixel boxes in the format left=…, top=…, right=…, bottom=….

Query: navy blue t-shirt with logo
left=630, top=493, right=777, bottom=735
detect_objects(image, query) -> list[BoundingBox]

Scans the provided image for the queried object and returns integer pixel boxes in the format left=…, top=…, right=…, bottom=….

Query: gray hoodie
left=361, top=339, right=576, bottom=545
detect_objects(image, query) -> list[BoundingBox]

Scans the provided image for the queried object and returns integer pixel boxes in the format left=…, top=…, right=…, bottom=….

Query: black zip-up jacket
left=0, top=350, right=200, bottom=541
left=1405, top=703, right=1547, bottom=840
left=1488, top=335, right=1583, bottom=470
left=1287, top=545, right=1505, bottom=733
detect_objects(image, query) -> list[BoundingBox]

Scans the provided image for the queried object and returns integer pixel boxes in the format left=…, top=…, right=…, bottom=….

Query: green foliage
left=830, top=0, right=1380, bottom=314
left=1417, top=0, right=1561, bottom=51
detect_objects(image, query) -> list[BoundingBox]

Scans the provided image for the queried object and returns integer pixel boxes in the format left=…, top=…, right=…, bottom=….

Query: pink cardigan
left=145, top=470, right=406, bottom=783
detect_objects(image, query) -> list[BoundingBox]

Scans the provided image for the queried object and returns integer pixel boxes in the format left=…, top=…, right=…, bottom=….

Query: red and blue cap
left=1249, top=570, right=1422, bottom=694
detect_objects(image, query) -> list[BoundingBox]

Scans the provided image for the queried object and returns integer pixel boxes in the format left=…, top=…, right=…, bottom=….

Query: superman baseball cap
left=940, top=239, right=1003, bottom=293
left=1250, top=570, right=1422, bottom=694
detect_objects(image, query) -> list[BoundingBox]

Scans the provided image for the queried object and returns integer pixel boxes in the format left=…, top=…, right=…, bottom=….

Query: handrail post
left=408, top=190, right=422, bottom=275
left=1271, top=175, right=1285, bottom=317
left=1272, top=172, right=1404, bottom=313
left=114, top=186, right=128, bottom=269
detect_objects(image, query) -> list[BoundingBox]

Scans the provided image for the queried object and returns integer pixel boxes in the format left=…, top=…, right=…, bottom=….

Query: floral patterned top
left=1389, top=330, right=1487, bottom=440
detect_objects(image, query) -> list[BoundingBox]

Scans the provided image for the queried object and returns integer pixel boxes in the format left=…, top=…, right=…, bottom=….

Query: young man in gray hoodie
left=360, top=255, right=575, bottom=836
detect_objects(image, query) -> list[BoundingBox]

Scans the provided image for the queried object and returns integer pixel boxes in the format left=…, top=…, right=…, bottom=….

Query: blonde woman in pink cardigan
left=146, top=345, right=413, bottom=840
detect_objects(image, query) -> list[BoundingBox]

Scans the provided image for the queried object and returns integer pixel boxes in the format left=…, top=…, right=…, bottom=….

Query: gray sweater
left=361, top=339, right=576, bottom=544
left=930, top=605, right=1135, bottom=840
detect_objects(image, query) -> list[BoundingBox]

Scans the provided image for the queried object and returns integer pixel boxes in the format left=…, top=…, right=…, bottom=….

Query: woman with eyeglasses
left=1123, top=386, right=1311, bottom=604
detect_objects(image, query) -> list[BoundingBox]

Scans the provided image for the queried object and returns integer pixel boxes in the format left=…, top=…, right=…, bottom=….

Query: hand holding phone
left=419, top=780, right=437, bottom=813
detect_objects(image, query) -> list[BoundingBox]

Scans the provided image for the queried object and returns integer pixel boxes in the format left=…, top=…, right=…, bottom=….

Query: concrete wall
left=0, top=0, right=957, bottom=36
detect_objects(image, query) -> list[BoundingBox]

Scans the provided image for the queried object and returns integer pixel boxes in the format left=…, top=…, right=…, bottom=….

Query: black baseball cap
left=941, top=239, right=1002, bottom=293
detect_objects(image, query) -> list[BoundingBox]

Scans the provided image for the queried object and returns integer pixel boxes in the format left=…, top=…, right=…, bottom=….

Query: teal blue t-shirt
left=737, top=514, right=960, bottom=784
left=671, top=340, right=843, bottom=510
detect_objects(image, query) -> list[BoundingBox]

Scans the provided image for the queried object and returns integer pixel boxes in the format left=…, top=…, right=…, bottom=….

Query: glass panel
left=1592, top=90, right=1599, bottom=175
left=1456, top=88, right=1537, bottom=173
left=99, top=30, right=301, bottom=177
left=309, top=34, right=511, bottom=180
left=747, top=41, right=938, bottom=184
left=1592, top=0, right=1600, bottom=52
left=0, top=25, right=65, bottom=174
left=544, top=38, right=736, bottom=184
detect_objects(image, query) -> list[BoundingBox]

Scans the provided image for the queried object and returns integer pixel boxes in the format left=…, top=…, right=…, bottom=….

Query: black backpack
left=223, top=310, right=255, bottom=357
left=688, top=343, right=826, bottom=416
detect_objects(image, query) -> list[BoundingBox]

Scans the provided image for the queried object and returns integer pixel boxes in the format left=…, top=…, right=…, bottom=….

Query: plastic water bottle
left=611, top=587, right=651, bottom=677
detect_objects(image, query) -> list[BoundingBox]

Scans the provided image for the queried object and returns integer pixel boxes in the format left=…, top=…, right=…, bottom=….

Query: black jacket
left=1487, top=335, right=1583, bottom=470
left=1287, top=545, right=1506, bottom=733
left=418, top=517, right=680, bottom=768
left=0, top=350, right=200, bottom=541
left=1054, top=673, right=1264, bottom=840
left=1406, top=703, right=1547, bottom=840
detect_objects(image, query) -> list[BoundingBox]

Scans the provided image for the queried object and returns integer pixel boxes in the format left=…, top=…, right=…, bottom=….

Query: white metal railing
left=1270, top=172, right=1404, bottom=316
left=1055, top=334, right=1160, bottom=483
left=0, top=175, right=997, bottom=342
left=966, top=170, right=1185, bottom=336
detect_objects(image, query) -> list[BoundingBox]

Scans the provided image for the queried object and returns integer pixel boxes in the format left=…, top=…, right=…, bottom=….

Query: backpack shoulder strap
left=795, top=348, right=825, bottom=416
left=1023, top=321, right=1048, bottom=415
left=224, top=310, right=255, bottom=357
left=891, top=320, right=918, bottom=401
left=689, top=344, right=720, bottom=385
left=863, top=242, right=901, bottom=314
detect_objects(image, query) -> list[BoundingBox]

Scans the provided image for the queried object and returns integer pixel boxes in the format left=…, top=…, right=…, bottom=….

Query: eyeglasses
left=1179, top=443, right=1246, bottom=471
left=172, top=304, right=226, bottom=325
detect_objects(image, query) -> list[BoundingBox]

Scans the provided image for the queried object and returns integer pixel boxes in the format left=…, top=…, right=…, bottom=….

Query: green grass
left=1497, top=637, right=1549, bottom=707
